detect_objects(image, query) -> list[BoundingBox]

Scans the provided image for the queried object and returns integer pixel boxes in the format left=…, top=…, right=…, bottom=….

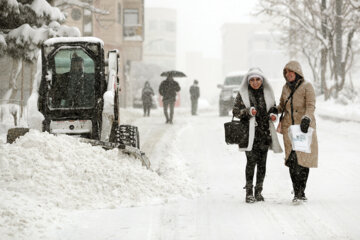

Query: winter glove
left=249, top=107, right=257, bottom=117
left=270, top=113, right=277, bottom=122
left=300, top=116, right=311, bottom=133
left=268, top=106, right=278, bottom=115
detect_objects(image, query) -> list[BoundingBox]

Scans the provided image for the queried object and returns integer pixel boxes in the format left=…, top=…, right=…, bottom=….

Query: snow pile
left=316, top=97, right=360, bottom=122
left=0, top=130, right=200, bottom=239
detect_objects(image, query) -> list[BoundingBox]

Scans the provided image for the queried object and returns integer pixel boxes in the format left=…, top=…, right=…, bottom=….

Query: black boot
left=299, top=187, right=308, bottom=201
left=292, top=183, right=300, bottom=202
left=255, top=186, right=264, bottom=201
left=245, top=186, right=255, bottom=203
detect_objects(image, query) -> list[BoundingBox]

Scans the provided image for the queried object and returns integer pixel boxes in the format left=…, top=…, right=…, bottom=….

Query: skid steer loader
left=7, top=37, right=150, bottom=169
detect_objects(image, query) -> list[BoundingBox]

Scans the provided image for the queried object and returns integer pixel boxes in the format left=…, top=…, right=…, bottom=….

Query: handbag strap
left=231, top=114, right=244, bottom=123
left=279, top=80, right=302, bottom=122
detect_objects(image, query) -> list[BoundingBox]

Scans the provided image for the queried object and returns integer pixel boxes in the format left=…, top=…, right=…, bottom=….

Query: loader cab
left=39, top=37, right=107, bottom=139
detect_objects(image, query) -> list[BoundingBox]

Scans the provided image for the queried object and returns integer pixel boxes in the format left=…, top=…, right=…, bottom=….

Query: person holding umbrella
left=159, top=71, right=183, bottom=124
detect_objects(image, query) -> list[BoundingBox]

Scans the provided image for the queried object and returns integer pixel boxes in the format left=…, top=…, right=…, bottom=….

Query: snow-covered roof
left=226, top=71, right=247, bottom=77
left=44, top=37, right=104, bottom=46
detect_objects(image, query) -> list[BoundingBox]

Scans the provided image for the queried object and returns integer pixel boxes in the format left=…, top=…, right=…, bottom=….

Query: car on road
left=217, top=71, right=246, bottom=116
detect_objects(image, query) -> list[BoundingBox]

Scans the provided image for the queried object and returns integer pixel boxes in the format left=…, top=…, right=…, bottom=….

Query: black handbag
left=224, top=116, right=249, bottom=147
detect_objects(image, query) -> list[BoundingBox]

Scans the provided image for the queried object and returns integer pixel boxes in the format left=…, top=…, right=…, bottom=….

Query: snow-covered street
left=2, top=0, right=360, bottom=239
left=37, top=107, right=360, bottom=240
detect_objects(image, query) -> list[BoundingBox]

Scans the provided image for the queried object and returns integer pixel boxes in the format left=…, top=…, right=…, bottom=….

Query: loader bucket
left=80, top=138, right=151, bottom=169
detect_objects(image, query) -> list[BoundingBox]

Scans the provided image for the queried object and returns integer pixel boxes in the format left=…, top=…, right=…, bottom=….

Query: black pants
left=163, top=100, right=175, bottom=122
left=288, top=151, right=310, bottom=197
left=143, top=105, right=150, bottom=116
left=191, top=99, right=198, bottom=115
left=245, top=147, right=268, bottom=189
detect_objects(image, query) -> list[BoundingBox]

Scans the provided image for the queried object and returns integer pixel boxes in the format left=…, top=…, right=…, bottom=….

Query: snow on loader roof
left=44, top=37, right=104, bottom=46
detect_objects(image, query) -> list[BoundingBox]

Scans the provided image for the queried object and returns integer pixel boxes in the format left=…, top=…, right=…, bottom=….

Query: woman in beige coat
left=277, top=61, right=318, bottom=202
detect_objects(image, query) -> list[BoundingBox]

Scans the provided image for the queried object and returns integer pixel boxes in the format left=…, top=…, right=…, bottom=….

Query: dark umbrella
left=160, top=70, right=187, bottom=77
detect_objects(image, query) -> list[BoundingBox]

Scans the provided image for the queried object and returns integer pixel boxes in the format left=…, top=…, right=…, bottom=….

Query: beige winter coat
left=278, top=61, right=318, bottom=168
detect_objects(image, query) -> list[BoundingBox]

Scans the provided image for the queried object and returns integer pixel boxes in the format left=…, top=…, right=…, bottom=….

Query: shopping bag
left=288, top=125, right=313, bottom=153
left=224, top=117, right=249, bottom=147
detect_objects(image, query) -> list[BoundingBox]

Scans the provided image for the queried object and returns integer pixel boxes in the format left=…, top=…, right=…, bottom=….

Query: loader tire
left=7, top=127, right=30, bottom=144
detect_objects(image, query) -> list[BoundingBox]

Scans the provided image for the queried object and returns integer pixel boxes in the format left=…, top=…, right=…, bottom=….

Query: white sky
left=145, top=0, right=259, bottom=59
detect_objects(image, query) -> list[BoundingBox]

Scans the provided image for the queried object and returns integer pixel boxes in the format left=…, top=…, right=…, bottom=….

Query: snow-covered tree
left=0, top=0, right=80, bottom=61
left=257, top=0, right=360, bottom=100
left=55, top=0, right=109, bottom=15
left=0, top=0, right=80, bottom=126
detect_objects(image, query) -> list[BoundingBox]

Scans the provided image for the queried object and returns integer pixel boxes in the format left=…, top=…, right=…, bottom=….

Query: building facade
left=221, top=23, right=286, bottom=80
left=142, top=8, right=177, bottom=70
left=130, top=7, right=177, bottom=107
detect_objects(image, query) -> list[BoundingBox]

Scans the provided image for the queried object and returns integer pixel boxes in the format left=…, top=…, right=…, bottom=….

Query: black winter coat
left=142, top=86, right=154, bottom=107
left=189, top=85, right=200, bottom=100
left=233, top=86, right=277, bottom=151
left=159, top=79, right=181, bottom=102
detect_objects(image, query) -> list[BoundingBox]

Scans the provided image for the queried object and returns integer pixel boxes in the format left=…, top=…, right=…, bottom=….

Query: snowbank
left=316, top=97, right=360, bottom=122
left=0, top=130, right=200, bottom=239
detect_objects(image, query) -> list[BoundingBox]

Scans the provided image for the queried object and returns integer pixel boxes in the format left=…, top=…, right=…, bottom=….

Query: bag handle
left=279, top=80, right=302, bottom=122
left=231, top=115, right=241, bottom=123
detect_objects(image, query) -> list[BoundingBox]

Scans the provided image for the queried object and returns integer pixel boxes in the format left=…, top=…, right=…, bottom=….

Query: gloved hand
left=300, top=116, right=311, bottom=133
left=249, top=107, right=257, bottom=116
left=268, top=106, right=278, bottom=115
left=270, top=113, right=277, bottom=122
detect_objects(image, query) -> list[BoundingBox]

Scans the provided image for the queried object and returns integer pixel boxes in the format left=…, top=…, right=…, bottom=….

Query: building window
left=71, top=8, right=82, bottom=21
left=164, top=41, right=176, bottom=53
left=166, top=21, right=175, bottom=32
left=124, top=9, right=139, bottom=26
left=123, top=9, right=142, bottom=39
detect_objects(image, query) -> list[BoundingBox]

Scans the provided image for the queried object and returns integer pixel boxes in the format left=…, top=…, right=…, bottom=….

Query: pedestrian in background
left=277, top=60, right=318, bottom=202
left=232, top=67, right=282, bottom=203
left=189, top=79, right=200, bottom=115
left=159, top=75, right=181, bottom=124
left=141, top=81, right=154, bottom=117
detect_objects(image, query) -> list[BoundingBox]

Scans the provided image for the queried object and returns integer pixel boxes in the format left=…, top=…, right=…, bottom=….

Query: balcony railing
left=123, top=25, right=143, bottom=41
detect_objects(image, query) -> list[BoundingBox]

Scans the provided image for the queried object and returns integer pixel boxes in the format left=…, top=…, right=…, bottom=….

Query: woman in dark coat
left=232, top=67, right=282, bottom=203
left=141, top=81, right=154, bottom=117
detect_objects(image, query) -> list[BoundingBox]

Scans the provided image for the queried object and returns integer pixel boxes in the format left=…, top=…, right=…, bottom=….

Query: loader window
left=49, top=49, right=96, bottom=109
